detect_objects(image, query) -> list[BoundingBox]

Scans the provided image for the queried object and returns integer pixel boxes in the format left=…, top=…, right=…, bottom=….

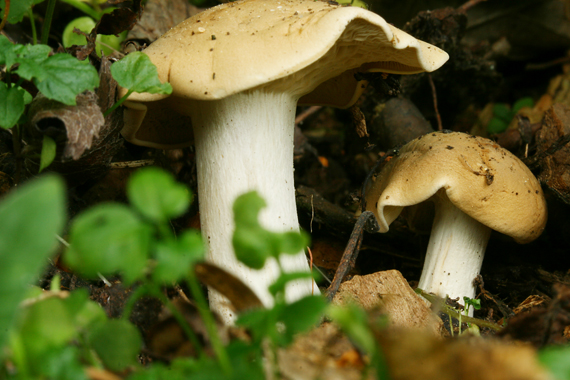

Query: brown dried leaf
left=127, top=0, right=201, bottom=43
left=97, top=7, right=140, bottom=37
left=28, top=92, right=105, bottom=160
left=194, top=263, right=263, bottom=314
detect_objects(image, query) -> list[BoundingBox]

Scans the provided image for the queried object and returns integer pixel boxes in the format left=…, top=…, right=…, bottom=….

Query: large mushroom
left=120, top=0, right=449, bottom=324
left=365, top=131, right=547, bottom=312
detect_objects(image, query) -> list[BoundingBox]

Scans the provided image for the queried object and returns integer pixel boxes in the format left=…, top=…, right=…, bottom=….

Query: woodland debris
left=369, top=97, right=434, bottom=150
left=332, top=270, right=445, bottom=336
left=22, top=56, right=124, bottom=185
left=535, top=103, right=570, bottom=204
left=377, top=328, right=551, bottom=380
left=498, top=284, right=570, bottom=348
left=27, top=92, right=104, bottom=161
left=278, top=320, right=551, bottom=380
left=127, top=0, right=200, bottom=43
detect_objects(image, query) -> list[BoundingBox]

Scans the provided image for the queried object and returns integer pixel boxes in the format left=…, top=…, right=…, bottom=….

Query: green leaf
left=1, top=0, right=36, bottom=24
left=39, top=135, right=57, bottom=172
left=110, top=52, right=172, bottom=94
left=487, top=117, right=508, bottom=135
left=233, top=191, right=267, bottom=228
left=539, top=345, right=570, bottom=380
left=268, top=271, right=317, bottom=297
left=232, top=191, right=309, bottom=269
left=463, top=296, right=481, bottom=310
left=34, top=53, right=100, bottom=105
left=237, top=303, right=283, bottom=344
left=512, top=97, right=534, bottom=113
left=12, top=297, right=77, bottom=375
left=232, top=191, right=274, bottom=269
left=88, top=319, right=142, bottom=371
left=63, top=288, right=107, bottom=329
left=238, top=296, right=326, bottom=347
left=152, top=230, right=204, bottom=283
left=42, top=346, right=89, bottom=380
left=232, top=225, right=274, bottom=270
left=278, top=230, right=309, bottom=255
left=0, top=175, right=65, bottom=350
left=280, top=296, right=327, bottom=344
left=65, top=203, right=151, bottom=283
left=492, top=103, right=512, bottom=123
left=62, top=16, right=96, bottom=48
left=0, top=34, right=17, bottom=67
left=0, top=82, right=26, bottom=129
left=327, top=304, right=377, bottom=355
left=11, top=43, right=51, bottom=79
left=127, top=167, right=190, bottom=223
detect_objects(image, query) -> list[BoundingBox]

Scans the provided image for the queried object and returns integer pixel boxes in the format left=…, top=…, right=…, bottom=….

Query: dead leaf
left=127, top=0, right=201, bottom=43
left=28, top=91, right=104, bottom=160
left=194, top=262, right=264, bottom=313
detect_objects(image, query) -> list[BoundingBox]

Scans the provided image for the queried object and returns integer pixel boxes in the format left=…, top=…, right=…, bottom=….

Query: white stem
left=417, top=194, right=491, bottom=314
left=190, top=90, right=318, bottom=324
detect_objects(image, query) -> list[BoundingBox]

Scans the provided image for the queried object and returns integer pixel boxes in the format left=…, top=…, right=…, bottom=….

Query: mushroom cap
left=364, top=131, right=547, bottom=244
left=121, top=0, right=448, bottom=148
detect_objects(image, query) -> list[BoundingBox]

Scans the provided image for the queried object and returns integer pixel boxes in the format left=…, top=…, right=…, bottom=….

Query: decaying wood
left=369, top=97, right=434, bottom=150
left=535, top=103, right=570, bottom=203
left=296, top=185, right=358, bottom=238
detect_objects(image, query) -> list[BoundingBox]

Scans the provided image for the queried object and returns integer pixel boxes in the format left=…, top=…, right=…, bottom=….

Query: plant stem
left=187, top=271, right=232, bottom=375
left=104, top=90, right=132, bottom=117
left=60, top=0, right=101, bottom=19
left=41, top=0, right=57, bottom=45
left=0, top=0, right=9, bottom=32
left=11, top=124, right=22, bottom=184
left=28, top=8, right=37, bottom=45
left=416, top=289, right=502, bottom=332
left=150, top=285, right=207, bottom=359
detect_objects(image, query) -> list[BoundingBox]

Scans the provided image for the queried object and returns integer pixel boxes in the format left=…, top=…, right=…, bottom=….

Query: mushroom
left=365, top=131, right=547, bottom=313
left=120, top=0, right=449, bottom=324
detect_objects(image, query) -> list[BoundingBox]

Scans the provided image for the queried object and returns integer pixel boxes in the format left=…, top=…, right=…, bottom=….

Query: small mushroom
left=365, top=131, right=547, bottom=312
left=120, top=0, right=449, bottom=324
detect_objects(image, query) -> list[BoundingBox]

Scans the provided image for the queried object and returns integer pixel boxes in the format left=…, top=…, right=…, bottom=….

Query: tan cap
left=121, top=0, right=449, bottom=147
left=365, top=131, right=547, bottom=243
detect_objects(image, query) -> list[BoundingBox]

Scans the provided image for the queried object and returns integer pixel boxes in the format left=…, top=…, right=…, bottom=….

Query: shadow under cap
left=120, top=0, right=448, bottom=148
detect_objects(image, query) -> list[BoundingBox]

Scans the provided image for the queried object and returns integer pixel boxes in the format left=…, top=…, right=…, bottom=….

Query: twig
left=307, top=246, right=314, bottom=295
left=109, top=159, right=155, bottom=169
left=416, top=288, right=502, bottom=332
left=457, top=0, right=487, bottom=13
left=428, top=73, right=443, bottom=131
left=526, top=56, right=570, bottom=71
left=361, top=148, right=398, bottom=212
left=295, top=106, right=322, bottom=126
left=325, top=211, right=375, bottom=301
left=0, top=0, right=9, bottom=32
